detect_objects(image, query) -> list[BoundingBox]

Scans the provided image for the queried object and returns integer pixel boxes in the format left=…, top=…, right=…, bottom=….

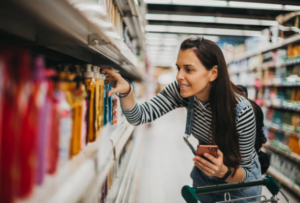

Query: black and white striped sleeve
left=236, top=105, right=257, bottom=181
left=122, top=81, right=185, bottom=126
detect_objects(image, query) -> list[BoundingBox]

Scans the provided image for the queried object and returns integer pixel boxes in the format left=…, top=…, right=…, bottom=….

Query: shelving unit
left=0, top=0, right=143, bottom=81
left=114, top=0, right=146, bottom=53
left=227, top=34, right=300, bottom=64
left=266, top=125, right=300, bottom=139
left=0, top=1, right=148, bottom=202
left=264, top=144, right=300, bottom=164
left=16, top=121, right=135, bottom=203
left=228, top=30, right=300, bottom=198
left=267, top=166, right=300, bottom=197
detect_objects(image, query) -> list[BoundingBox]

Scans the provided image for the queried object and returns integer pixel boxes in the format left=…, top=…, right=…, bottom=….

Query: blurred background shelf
left=264, top=144, right=300, bottom=164
left=228, top=34, right=300, bottom=64
left=266, top=166, right=300, bottom=197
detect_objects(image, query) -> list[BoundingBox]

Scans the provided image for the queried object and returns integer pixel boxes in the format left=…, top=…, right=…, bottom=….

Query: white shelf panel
left=267, top=166, right=300, bottom=197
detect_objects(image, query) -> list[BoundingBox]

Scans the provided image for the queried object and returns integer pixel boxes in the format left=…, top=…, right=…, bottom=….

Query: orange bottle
left=83, top=64, right=96, bottom=142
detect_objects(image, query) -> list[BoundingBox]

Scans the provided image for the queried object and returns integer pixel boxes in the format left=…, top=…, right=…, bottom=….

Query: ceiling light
left=146, top=33, right=179, bottom=39
left=145, top=25, right=261, bottom=37
left=144, top=0, right=171, bottom=4
left=144, top=0, right=299, bottom=11
left=147, top=46, right=176, bottom=51
left=146, top=40, right=179, bottom=46
left=228, top=1, right=282, bottom=10
left=172, top=0, right=227, bottom=7
left=283, top=5, right=300, bottom=11
left=146, top=14, right=278, bottom=26
left=145, top=14, right=215, bottom=23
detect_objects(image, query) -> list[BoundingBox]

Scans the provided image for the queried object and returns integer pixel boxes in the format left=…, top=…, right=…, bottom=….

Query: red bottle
left=0, top=50, right=31, bottom=203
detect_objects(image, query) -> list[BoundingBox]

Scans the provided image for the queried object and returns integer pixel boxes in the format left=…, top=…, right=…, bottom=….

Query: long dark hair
left=180, top=36, right=244, bottom=176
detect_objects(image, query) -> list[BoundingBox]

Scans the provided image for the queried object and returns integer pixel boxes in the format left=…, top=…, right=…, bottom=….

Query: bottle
left=93, top=66, right=101, bottom=137
left=99, top=70, right=105, bottom=129
left=84, top=64, right=96, bottom=142
left=58, top=92, right=73, bottom=167
left=70, top=65, right=87, bottom=156
left=101, top=70, right=107, bottom=126
left=35, top=58, right=51, bottom=186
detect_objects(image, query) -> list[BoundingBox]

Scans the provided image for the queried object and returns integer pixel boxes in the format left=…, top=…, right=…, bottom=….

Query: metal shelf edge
left=267, top=166, right=300, bottom=197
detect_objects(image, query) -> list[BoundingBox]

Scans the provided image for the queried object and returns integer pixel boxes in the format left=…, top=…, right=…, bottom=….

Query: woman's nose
left=177, top=70, right=185, bottom=80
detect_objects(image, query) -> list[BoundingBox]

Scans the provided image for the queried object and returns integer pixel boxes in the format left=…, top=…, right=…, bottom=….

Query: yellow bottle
left=70, top=65, right=87, bottom=156
left=93, top=65, right=102, bottom=137
left=84, top=64, right=96, bottom=142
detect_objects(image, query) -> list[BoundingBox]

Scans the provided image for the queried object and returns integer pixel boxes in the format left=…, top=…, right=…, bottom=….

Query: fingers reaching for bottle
left=102, top=68, right=131, bottom=97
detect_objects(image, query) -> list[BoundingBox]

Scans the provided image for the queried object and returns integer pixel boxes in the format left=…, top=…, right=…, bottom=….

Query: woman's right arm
left=103, top=69, right=185, bottom=126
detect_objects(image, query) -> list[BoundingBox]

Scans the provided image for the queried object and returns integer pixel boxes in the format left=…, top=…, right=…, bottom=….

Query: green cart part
left=182, top=176, right=281, bottom=203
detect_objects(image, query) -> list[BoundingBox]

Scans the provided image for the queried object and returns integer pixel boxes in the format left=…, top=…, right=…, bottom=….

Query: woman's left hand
left=193, top=150, right=228, bottom=178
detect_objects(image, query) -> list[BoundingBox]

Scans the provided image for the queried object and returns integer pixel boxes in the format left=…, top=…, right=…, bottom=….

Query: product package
left=84, top=64, right=96, bottom=142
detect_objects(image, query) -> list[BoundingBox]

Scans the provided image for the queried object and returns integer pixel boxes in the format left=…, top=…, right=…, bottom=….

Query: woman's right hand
left=102, top=68, right=131, bottom=97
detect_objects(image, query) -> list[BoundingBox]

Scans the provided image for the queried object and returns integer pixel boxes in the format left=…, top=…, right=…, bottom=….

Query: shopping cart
left=182, top=175, right=290, bottom=203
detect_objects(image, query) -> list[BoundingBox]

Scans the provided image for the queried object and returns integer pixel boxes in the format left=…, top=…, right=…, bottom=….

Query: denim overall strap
left=185, top=96, right=195, bottom=136
left=235, top=100, right=251, bottom=118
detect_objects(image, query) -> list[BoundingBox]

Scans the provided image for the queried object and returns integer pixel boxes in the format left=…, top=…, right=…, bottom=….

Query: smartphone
left=197, top=145, right=218, bottom=160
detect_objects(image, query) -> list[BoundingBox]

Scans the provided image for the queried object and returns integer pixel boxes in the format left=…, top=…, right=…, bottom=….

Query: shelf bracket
left=88, top=34, right=109, bottom=46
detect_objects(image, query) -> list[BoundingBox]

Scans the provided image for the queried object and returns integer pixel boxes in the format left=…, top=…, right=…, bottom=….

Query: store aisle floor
left=134, top=109, right=298, bottom=203
left=135, top=108, right=196, bottom=203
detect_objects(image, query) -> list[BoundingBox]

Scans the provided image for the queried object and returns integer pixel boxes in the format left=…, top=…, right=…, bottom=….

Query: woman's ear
left=210, top=65, right=218, bottom=82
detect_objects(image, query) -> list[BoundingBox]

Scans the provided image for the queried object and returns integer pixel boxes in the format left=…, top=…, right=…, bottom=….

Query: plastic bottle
left=58, top=92, right=73, bottom=167
left=99, top=71, right=105, bottom=129
left=101, top=70, right=107, bottom=126
left=84, top=64, right=96, bottom=142
left=93, top=66, right=101, bottom=137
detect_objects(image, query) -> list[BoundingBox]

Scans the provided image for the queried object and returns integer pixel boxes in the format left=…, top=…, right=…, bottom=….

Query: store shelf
left=0, top=0, right=142, bottom=81
left=267, top=166, right=300, bottom=197
left=264, top=82, right=300, bottom=87
left=227, top=34, right=300, bottom=64
left=264, top=101, right=300, bottom=112
left=81, top=123, right=135, bottom=203
left=16, top=121, right=135, bottom=203
left=264, top=144, right=300, bottom=165
left=266, top=125, right=300, bottom=139
left=114, top=0, right=145, bottom=51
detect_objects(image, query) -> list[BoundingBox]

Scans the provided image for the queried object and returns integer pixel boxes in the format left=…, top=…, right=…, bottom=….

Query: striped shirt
left=123, top=81, right=257, bottom=180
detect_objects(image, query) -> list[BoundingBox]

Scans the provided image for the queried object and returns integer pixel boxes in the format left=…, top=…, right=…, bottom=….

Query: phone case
left=197, top=145, right=218, bottom=158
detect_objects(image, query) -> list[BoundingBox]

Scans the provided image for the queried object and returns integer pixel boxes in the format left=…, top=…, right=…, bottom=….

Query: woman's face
left=176, top=49, right=216, bottom=101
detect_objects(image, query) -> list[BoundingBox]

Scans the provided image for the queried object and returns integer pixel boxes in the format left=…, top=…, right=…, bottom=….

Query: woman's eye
left=186, top=68, right=192, bottom=72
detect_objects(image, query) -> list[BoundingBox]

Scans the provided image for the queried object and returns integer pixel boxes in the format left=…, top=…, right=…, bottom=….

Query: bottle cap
left=62, top=64, right=70, bottom=72
left=83, top=64, right=94, bottom=78
left=74, top=65, right=82, bottom=76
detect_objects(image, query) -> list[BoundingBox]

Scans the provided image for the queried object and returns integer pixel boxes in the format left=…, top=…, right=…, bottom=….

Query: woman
left=104, top=36, right=262, bottom=203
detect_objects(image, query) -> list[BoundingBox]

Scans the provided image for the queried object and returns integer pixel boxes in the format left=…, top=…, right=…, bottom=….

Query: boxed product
left=289, top=135, right=300, bottom=155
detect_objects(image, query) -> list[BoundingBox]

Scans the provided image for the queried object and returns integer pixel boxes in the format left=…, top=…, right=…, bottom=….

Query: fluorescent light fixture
left=145, top=25, right=261, bottom=37
left=145, top=14, right=215, bottom=23
left=146, top=14, right=278, bottom=26
left=172, top=0, right=227, bottom=7
left=283, top=5, right=300, bottom=11
left=146, top=37, right=178, bottom=42
left=146, top=40, right=179, bottom=46
left=146, top=33, right=178, bottom=39
left=228, top=2, right=282, bottom=10
left=144, top=0, right=300, bottom=11
left=144, top=0, right=171, bottom=4
left=147, top=46, right=176, bottom=51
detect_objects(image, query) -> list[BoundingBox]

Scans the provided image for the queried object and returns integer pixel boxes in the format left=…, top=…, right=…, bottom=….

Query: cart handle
left=182, top=175, right=281, bottom=203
